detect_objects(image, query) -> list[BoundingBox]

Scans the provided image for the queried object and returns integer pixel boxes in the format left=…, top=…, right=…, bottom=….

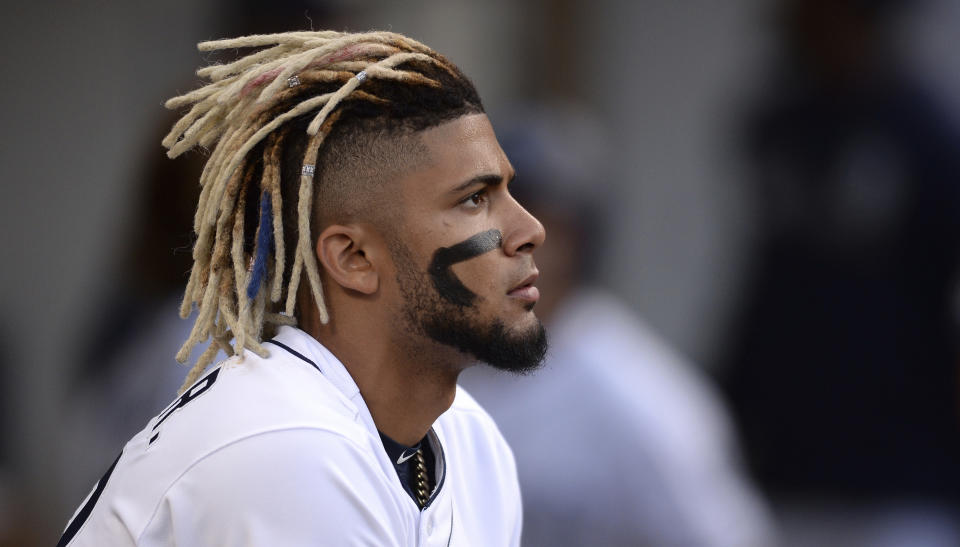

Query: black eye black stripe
left=428, top=229, right=502, bottom=307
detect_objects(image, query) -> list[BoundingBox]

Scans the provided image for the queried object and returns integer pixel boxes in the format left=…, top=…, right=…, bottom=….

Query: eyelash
left=460, top=189, right=489, bottom=209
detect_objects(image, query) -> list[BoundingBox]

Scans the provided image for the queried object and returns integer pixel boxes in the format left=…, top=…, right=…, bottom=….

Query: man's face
left=388, top=113, right=547, bottom=373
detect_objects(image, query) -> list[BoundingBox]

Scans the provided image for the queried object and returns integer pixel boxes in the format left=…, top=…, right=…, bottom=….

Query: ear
left=315, top=224, right=381, bottom=295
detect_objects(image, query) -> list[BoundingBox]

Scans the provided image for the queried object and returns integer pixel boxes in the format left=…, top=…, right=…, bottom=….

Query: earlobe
left=315, top=225, right=380, bottom=295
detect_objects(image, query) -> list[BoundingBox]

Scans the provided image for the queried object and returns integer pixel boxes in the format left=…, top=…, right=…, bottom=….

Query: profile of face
left=389, top=113, right=547, bottom=373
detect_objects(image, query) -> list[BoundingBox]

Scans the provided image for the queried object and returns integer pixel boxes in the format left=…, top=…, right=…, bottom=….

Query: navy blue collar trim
left=264, top=339, right=321, bottom=373
left=422, top=432, right=445, bottom=510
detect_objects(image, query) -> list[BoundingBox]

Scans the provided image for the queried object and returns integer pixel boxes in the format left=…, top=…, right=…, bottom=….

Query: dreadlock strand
left=363, top=65, right=440, bottom=87
left=218, top=293, right=240, bottom=338
left=198, top=43, right=297, bottom=81
left=284, top=241, right=305, bottom=317
left=374, top=50, right=454, bottom=79
left=296, top=120, right=339, bottom=325
left=270, top=187, right=285, bottom=302
left=266, top=312, right=297, bottom=326
left=305, top=76, right=363, bottom=135
left=302, top=43, right=401, bottom=72
left=176, top=266, right=221, bottom=362
left=344, top=90, right=391, bottom=105
left=168, top=103, right=228, bottom=158
left=197, top=31, right=342, bottom=52
left=214, top=329, right=236, bottom=357
left=282, top=123, right=325, bottom=318
left=349, top=31, right=434, bottom=56
left=262, top=133, right=287, bottom=302
left=179, top=343, right=216, bottom=392
left=215, top=278, right=242, bottom=359
left=221, top=94, right=261, bottom=130
left=217, top=58, right=288, bottom=105
left=251, top=287, right=268, bottom=348
left=179, top=278, right=196, bottom=319
left=178, top=318, right=229, bottom=394
left=230, top=164, right=251, bottom=357
left=197, top=121, right=227, bottom=149
left=163, top=94, right=221, bottom=150
left=320, top=60, right=381, bottom=72
left=165, top=81, right=227, bottom=111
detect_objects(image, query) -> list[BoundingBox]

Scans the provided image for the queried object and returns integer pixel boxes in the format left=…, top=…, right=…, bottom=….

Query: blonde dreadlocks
left=163, top=30, right=484, bottom=391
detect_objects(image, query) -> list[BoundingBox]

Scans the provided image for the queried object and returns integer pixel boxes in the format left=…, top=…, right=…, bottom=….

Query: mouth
left=507, top=272, right=540, bottom=305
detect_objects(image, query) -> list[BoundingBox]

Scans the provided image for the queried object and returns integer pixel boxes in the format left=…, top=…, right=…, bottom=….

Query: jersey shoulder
left=436, top=383, right=522, bottom=544
left=61, top=339, right=376, bottom=546
left=445, top=384, right=502, bottom=429
left=147, top=341, right=366, bottom=450
left=440, top=384, right=516, bottom=470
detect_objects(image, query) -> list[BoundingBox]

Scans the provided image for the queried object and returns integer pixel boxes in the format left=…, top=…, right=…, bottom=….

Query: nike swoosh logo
left=397, top=449, right=418, bottom=464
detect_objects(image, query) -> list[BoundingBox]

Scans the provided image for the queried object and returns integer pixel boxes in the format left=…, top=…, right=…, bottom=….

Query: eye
left=460, top=188, right=489, bottom=210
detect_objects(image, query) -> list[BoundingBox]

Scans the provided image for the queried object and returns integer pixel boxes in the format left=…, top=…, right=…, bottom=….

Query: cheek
left=449, top=256, right=503, bottom=296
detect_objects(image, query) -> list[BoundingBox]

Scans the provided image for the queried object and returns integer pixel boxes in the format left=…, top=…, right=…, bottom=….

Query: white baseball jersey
left=59, top=326, right=522, bottom=546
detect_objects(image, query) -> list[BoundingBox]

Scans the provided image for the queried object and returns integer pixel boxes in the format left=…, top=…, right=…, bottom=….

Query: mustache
left=428, top=229, right=503, bottom=307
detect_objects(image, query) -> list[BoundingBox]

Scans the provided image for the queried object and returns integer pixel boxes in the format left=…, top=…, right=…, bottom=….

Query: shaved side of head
left=313, top=125, right=430, bottom=230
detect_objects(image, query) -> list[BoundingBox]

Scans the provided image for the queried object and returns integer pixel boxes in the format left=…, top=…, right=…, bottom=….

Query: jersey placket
left=414, top=427, right=450, bottom=546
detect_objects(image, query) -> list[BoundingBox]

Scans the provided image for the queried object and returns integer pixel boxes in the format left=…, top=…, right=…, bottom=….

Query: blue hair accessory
left=247, top=192, right=274, bottom=300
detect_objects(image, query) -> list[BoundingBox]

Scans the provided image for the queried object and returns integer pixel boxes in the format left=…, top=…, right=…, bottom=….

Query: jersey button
left=426, top=519, right=434, bottom=535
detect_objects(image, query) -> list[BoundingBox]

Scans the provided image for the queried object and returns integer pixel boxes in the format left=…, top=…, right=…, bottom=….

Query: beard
left=390, top=239, right=547, bottom=374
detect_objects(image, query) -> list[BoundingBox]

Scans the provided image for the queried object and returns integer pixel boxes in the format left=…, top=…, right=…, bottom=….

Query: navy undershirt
left=378, top=430, right=437, bottom=506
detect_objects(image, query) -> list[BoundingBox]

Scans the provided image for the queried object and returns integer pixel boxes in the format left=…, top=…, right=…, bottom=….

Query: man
left=59, top=30, right=545, bottom=546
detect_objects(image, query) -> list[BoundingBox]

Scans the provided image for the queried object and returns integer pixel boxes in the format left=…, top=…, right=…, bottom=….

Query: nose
left=501, top=195, right=546, bottom=256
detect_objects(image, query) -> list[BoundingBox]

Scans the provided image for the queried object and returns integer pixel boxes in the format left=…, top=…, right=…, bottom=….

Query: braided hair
left=164, top=30, right=484, bottom=390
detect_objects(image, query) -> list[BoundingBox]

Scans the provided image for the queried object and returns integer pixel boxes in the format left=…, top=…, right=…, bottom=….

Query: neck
left=299, top=297, right=465, bottom=446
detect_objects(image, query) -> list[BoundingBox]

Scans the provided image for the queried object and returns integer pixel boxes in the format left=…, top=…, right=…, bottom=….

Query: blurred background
left=3, top=0, right=960, bottom=545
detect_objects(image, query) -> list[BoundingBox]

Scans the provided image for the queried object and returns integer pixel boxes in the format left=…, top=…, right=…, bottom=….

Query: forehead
left=406, top=113, right=510, bottom=194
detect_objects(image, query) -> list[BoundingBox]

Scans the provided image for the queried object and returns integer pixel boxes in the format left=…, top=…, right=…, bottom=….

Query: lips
left=508, top=272, right=540, bottom=303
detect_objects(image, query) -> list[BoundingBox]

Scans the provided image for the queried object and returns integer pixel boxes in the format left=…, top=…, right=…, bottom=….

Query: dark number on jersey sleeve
left=149, top=367, right=221, bottom=445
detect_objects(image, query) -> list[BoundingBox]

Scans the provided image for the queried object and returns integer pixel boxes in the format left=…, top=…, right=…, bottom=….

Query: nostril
left=516, top=242, right=535, bottom=253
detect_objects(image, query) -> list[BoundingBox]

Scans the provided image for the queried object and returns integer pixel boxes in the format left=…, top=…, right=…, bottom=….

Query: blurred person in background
left=460, top=104, right=776, bottom=547
left=719, top=0, right=960, bottom=545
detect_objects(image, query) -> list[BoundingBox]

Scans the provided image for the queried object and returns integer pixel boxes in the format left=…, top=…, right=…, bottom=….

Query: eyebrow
left=449, top=172, right=516, bottom=194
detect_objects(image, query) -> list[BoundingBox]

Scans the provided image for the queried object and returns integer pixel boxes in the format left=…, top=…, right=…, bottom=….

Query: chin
left=476, top=317, right=548, bottom=375
left=420, top=307, right=548, bottom=375
left=506, top=309, right=540, bottom=333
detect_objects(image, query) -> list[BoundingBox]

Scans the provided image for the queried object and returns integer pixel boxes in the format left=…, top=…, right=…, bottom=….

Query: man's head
left=164, top=31, right=545, bottom=388
left=377, top=115, right=546, bottom=375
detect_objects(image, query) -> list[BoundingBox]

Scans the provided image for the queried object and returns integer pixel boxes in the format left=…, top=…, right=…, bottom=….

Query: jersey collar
left=268, top=326, right=448, bottom=510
